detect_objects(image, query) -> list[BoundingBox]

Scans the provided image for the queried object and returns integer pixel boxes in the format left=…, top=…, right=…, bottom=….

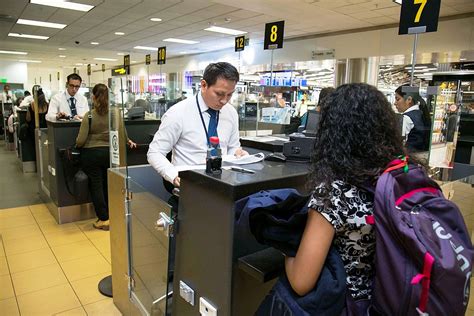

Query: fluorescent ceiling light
left=163, top=38, right=199, bottom=44
left=58, top=47, right=66, bottom=50
left=179, top=52, right=187, bottom=54
left=204, top=26, right=247, bottom=36
left=150, top=18, right=162, bottom=22
left=90, top=42, right=99, bottom=45
left=75, top=63, right=84, bottom=66
left=94, top=57, right=118, bottom=61
left=131, top=61, right=137, bottom=63
left=134, top=46, right=158, bottom=51
left=8, top=33, right=49, bottom=40
left=17, top=18, right=66, bottom=29
left=59, top=55, right=66, bottom=58
left=0, top=50, right=28, bottom=55
left=30, top=0, right=94, bottom=12
left=19, top=59, right=42, bottom=63
left=115, top=32, right=125, bottom=35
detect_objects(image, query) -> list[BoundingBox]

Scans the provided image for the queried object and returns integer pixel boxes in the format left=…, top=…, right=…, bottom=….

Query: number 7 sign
left=399, top=0, right=440, bottom=34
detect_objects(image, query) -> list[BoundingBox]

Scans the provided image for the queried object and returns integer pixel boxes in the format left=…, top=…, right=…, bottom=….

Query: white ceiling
left=0, top=0, right=472, bottom=67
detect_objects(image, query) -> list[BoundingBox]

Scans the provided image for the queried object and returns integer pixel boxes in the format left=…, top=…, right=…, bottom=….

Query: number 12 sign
left=399, top=0, right=440, bottom=34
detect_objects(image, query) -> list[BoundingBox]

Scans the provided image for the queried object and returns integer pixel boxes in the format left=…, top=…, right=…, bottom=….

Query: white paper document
left=222, top=152, right=265, bottom=165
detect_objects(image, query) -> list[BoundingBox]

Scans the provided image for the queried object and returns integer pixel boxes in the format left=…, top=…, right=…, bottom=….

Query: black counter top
left=180, top=161, right=309, bottom=199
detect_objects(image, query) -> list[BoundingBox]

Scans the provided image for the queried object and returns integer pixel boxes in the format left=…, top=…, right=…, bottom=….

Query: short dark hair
left=202, top=62, right=239, bottom=86
left=67, top=73, right=82, bottom=83
left=24, top=91, right=31, bottom=96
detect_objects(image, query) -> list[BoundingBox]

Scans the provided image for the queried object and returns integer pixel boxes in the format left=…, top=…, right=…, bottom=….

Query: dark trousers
left=81, top=147, right=110, bottom=221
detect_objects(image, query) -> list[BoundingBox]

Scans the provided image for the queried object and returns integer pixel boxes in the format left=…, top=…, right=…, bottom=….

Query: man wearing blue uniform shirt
left=147, top=62, right=248, bottom=187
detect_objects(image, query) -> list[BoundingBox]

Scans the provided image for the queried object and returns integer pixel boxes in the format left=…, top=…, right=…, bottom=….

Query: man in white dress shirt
left=46, top=73, right=88, bottom=121
left=1, top=84, right=15, bottom=104
left=147, top=62, right=248, bottom=187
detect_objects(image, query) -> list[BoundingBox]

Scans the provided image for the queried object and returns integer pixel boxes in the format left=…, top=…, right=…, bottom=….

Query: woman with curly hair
left=285, top=84, right=405, bottom=304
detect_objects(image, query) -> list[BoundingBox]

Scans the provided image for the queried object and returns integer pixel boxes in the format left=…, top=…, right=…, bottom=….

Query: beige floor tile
left=60, top=254, right=110, bottom=282
left=11, top=263, right=68, bottom=295
left=8, top=248, right=57, bottom=274
left=54, top=306, right=87, bottom=315
left=32, top=211, right=56, bottom=223
left=39, top=221, right=82, bottom=234
left=83, top=298, right=121, bottom=316
left=0, top=206, right=31, bottom=219
left=44, top=229, right=88, bottom=247
left=0, top=238, right=4, bottom=257
left=0, top=215, right=37, bottom=232
left=28, top=204, right=49, bottom=214
left=80, top=222, right=110, bottom=240
left=52, top=240, right=101, bottom=262
left=0, top=224, right=43, bottom=242
left=0, top=255, right=9, bottom=275
left=70, top=272, right=111, bottom=305
left=0, top=297, right=20, bottom=316
left=90, top=235, right=111, bottom=256
left=0, top=275, right=15, bottom=300
left=3, top=235, right=49, bottom=256
left=17, top=283, right=81, bottom=316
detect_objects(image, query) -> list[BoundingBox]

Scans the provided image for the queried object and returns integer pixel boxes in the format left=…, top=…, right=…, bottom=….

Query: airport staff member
left=46, top=73, right=88, bottom=121
left=2, top=84, right=15, bottom=104
left=147, top=62, right=248, bottom=187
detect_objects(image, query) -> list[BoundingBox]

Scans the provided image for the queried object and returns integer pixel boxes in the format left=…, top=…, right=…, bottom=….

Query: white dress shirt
left=1, top=91, right=15, bottom=104
left=147, top=92, right=241, bottom=183
left=401, top=104, right=419, bottom=137
left=46, top=91, right=88, bottom=121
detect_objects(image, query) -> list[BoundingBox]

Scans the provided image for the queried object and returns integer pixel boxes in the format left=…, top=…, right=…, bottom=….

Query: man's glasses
left=68, top=84, right=81, bottom=89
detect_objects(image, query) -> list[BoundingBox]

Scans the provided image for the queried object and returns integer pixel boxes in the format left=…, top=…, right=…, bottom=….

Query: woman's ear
left=406, top=95, right=413, bottom=106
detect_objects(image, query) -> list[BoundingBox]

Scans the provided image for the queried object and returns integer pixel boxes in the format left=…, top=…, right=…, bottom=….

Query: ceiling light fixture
left=163, top=38, right=199, bottom=44
left=204, top=26, right=247, bottom=35
left=58, top=47, right=66, bottom=50
left=117, top=53, right=125, bottom=56
left=115, top=32, right=125, bottom=35
left=8, top=33, right=49, bottom=40
left=94, top=57, right=118, bottom=61
left=17, top=18, right=66, bottom=29
left=150, top=18, right=162, bottom=22
left=90, top=42, right=99, bottom=45
left=19, top=59, right=42, bottom=63
left=0, top=50, right=28, bottom=55
left=134, top=46, right=158, bottom=51
left=30, top=0, right=94, bottom=12
left=75, top=63, right=84, bottom=66
left=59, top=55, right=66, bottom=58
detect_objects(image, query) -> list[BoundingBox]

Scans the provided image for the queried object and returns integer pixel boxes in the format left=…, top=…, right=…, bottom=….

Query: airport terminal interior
left=1, top=0, right=474, bottom=315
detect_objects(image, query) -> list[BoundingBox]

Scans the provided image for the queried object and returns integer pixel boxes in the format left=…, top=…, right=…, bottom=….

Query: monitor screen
left=304, top=110, right=321, bottom=135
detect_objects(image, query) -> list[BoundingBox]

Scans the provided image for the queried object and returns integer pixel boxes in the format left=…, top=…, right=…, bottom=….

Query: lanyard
left=196, top=93, right=219, bottom=146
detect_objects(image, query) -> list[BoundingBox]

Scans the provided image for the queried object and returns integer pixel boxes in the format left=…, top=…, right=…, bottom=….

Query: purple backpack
left=357, top=157, right=474, bottom=315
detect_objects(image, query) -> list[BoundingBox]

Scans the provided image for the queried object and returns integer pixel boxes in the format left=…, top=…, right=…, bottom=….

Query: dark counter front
left=43, top=119, right=160, bottom=223
left=174, top=161, right=309, bottom=316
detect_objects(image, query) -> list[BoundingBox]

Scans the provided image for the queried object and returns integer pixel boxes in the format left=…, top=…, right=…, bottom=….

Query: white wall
left=0, top=61, right=28, bottom=87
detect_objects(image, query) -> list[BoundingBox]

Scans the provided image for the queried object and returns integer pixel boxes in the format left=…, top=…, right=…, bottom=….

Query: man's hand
left=56, top=112, right=67, bottom=119
left=234, top=148, right=249, bottom=157
left=173, top=176, right=181, bottom=187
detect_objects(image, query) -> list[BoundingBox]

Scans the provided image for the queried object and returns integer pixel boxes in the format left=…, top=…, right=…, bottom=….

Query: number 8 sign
left=399, top=0, right=440, bottom=35
left=264, top=21, right=285, bottom=50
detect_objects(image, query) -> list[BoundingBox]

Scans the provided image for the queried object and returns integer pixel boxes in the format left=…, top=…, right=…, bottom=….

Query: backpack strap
left=411, top=252, right=435, bottom=314
left=384, top=155, right=409, bottom=174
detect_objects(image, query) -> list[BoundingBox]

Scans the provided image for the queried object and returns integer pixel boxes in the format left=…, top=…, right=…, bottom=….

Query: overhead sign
left=145, top=54, right=151, bottom=65
left=399, top=0, right=441, bottom=34
left=102, top=64, right=105, bottom=72
left=73, top=67, right=77, bottom=74
left=235, top=36, right=245, bottom=52
left=87, top=64, right=91, bottom=76
left=312, top=49, right=335, bottom=60
left=158, top=47, right=166, bottom=65
left=57, top=72, right=60, bottom=80
left=49, top=74, right=52, bottom=82
left=111, top=66, right=129, bottom=76
left=264, top=20, right=285, bottom=50
left=124, top=54, right=130, bottom=74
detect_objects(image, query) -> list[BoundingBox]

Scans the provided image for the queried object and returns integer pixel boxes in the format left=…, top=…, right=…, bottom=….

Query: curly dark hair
left=309, top=83, right=405, bottom=195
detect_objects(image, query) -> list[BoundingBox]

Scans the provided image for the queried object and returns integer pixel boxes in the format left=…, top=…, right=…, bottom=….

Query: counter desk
left=15, top=109, right=36, bottom=172
left=108, top=160, right=309, bottom=316
left=39, top=118, right=160, bottom=224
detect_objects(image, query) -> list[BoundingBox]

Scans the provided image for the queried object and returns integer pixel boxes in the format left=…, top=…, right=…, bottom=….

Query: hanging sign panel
left=102, top=64, right=105, bottom=72
left=235, top=36, right=245, bottom=52
left=87, top=64, right=91, bottom=76
left=158, top=47, right=166, bottom=65
left=145, top=54, right=151, bottom=65
left=264, top=20, right=285, bottom=50
left=399, top=0, right=441, bottom=34
left=124, top=54, right=130, bottom=74
left=57, top=72, right=60, bottom=80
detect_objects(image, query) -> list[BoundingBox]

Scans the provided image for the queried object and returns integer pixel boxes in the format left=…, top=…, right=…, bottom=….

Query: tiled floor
left=0, top=204, right=121, bottom=315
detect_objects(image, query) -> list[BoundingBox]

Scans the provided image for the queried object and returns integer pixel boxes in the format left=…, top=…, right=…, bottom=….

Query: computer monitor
left=303, top=110, right=320, bottom=137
